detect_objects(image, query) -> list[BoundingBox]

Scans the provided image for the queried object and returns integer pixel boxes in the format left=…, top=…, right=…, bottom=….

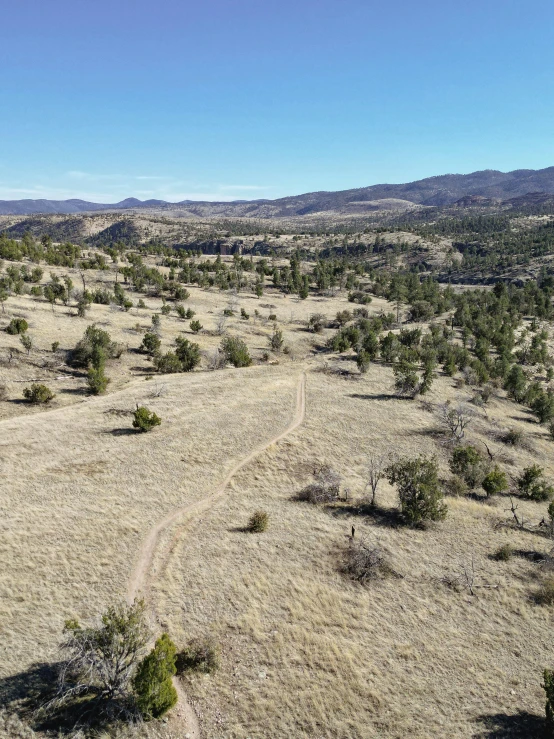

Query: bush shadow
left=107, top=428, right=137, bottom=436
left=474, top=710, right=546, bottom=738
left=326, top=502, right=403, bottom=528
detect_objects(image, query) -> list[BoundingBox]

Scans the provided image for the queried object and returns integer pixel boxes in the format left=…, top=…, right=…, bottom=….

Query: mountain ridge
left=3, top=166, right=554, bottom=217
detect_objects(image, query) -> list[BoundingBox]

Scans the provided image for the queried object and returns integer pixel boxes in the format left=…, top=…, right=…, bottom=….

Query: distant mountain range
left=3, top=167, right=554, bottom=217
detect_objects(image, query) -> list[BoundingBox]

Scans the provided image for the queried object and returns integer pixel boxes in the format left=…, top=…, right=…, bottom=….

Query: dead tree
left=366, top=453, right=389, bottom=506
left=438, top=402, right=474, bottom=443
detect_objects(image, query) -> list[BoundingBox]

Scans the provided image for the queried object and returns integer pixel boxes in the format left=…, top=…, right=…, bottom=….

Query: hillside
left=1, top=226, right=554, bottom=738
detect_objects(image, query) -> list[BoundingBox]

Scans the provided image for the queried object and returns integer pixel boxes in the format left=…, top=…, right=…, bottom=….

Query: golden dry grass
left=154, top=367, right=554, bottom=738
left=2, top=258, right=554, bottom=738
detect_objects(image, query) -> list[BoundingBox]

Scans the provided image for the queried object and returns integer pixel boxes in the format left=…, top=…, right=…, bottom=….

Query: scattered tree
left=5, top=318, right=28, bottom=335
left=133, top=633, right=177, bottom=720
left=386, top=456, right=447, bottom=526
left=23, top=383, right=54, bottom=404
left=221, top=336, right=252, bottom=367
left=133, top=406, right=161, bottom=432
left=517, top=465, right=554, bottom=501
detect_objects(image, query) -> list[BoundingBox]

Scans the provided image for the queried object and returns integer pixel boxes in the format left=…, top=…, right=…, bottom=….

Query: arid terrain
left=1, top=217, right=554, bottom=739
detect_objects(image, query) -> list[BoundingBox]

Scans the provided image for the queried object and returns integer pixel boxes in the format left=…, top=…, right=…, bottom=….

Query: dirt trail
left=126, top=372, right=307, bottom=738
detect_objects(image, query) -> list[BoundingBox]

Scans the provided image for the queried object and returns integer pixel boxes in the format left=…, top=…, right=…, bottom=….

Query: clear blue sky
left=1, top=0, right=554, bottom=203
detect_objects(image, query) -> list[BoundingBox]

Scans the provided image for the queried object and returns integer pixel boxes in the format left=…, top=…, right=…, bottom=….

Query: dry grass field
left=1, top=251, right=554, bottom=738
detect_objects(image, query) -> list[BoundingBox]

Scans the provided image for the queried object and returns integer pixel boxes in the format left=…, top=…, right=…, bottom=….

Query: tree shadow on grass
left=474, top=711, right=546, bottom=738
left=129, top=366, right=156, bottom=373
left=107, top=428, right=137, bottom=436
left=59, top=386, right=88, bottom=396
left=0, top=661, right=58, bottom=715
left=348, top=393, right=396, bottom=401
left=326, top=502, right=404, bottom=528
left=0, top=662, right=133, bottom=735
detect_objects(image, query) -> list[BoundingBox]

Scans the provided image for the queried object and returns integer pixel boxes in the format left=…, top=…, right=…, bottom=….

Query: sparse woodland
left=3, top=212, right=554, bottom=738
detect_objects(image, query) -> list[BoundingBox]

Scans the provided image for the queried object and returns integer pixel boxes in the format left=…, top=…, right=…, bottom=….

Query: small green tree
left=5, top=318, right=28, bottom=335
left=269, top=328, right=284, bottom=352
left=87, top=367, right=110, bottom=395
left=133, top=406, right=161, bottom=432
left=175, top=337, right=200, bottom=371
left=356, top=350, right=370, bottom=374
left=532, top=390, right=554, bottom=425
left=76, top=295, right=90, bottom=318
left=379, top=332, right=400, bottom=363
left=221, top=336, right=252, bottom=367
left=482, top=466, right=508, bottom=497
left=154, top=351, right=183, bottom=374
left=133, top=633, right=177, bottom=720
left=0, top=288, right=8, bottom=313
left=19, top=333, right=32, bottom=355
left=504, top=365, right=528, bottom=403
left=71, top=325, right=121, bottom=367
left=517, top=465, right=554, bottom=501
left=393, top=359, right=419, bottom=398
left=418, top=353, right=437, bottom=395
left=140, top=332, right=161, bottom=356
left=449, top=445, right=488, bottom=489
left=23, top=383, right=54, bottom=404
left=386, top=456, right=447, bottom=527
left=190, top=319, right=202, bottom=333
left=361, top=330, right=379, bottom=360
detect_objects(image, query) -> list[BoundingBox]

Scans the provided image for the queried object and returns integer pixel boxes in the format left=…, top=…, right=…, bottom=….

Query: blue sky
left=1, top=0, right=554, bottom=202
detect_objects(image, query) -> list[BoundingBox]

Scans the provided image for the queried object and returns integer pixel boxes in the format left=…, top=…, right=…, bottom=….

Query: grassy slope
left=1, top=260, right=554, bottom=737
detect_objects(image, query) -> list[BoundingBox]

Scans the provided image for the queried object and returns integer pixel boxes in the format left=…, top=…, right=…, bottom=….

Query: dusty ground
left=1, top=255, right=554, bottom=738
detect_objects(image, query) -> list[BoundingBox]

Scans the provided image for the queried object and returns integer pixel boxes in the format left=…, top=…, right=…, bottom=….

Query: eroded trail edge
left=126, top=372, right=307, bottom=738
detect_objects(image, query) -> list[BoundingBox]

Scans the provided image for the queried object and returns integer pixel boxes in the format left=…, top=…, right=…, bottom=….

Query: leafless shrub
left=43, top=600, right=149, bottom=722
left=440, top=557, right=496, bottom=596
left=215, top=314, right=228, bottom=336
left=365, top=453, right=390, bottom=506
left=103, top=407, right=132, bottom=417
left=298, top=466, right=341, bottom=504
left=503, top=428, right=523, bottom=446
left=343, top=537, right=397, bottom=583
left=492, top=543, right=514, bottom=561
left=443, top=475, right=469, bottom=497
left=438, top=401, right=474, bottom=443
left=206, top=348, right=226, bottom=370
left=0, top=383, right=7, bottom=401
left=149, top=383, right=167, bottom=398
left=307, top=313, right=327, bottom=333
left=534, top=576, right=554, bottom=605
left=176, top=637, right=220, bottom=674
